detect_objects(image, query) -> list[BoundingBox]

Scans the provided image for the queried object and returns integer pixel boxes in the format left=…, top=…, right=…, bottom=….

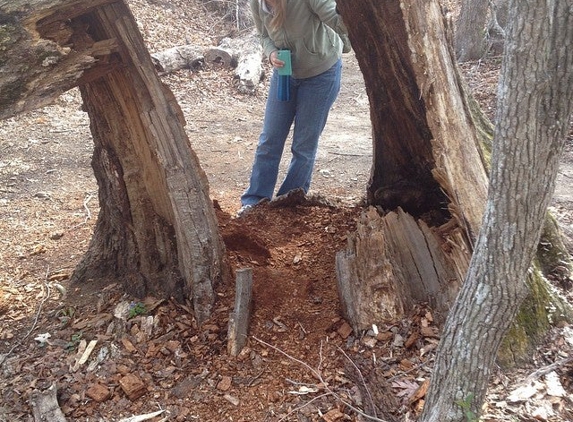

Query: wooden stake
left=227, top=268, right=253, bottom=356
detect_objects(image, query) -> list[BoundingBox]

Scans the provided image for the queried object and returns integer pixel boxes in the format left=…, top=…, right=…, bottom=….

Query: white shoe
left=236, top=204, right=254, bottom=218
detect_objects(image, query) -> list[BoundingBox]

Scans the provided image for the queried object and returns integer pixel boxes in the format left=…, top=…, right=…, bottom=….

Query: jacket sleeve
left=308, top=0, right=348, bottom=36
left=250, top=0, right=278, bottom=59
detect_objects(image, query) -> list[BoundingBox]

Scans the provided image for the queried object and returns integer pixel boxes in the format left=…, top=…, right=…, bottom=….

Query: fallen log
left=219, top=32, right=263, bottom=94
left=151, top=32, right=263, bottom=94
left=150, top=45, right=204, bottom=73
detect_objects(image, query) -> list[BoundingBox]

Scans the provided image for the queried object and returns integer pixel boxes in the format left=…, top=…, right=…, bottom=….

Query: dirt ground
left=1, top=1, right=573, bottom=421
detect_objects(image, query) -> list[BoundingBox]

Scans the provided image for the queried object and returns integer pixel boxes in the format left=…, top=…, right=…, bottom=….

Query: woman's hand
left=269, top=50, right=285, bottom=69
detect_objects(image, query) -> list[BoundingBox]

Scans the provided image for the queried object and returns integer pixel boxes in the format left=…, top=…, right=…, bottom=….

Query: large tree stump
left=336, top=207, right=466, bottom=331
left=0, top=0, right=229, bottom=324
left=335, top=0, right=572, bottom=359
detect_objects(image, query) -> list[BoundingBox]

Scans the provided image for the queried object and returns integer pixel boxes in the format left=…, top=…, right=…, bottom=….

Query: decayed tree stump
left=335, top=0, right=572, bottom=358
left=0, top=0, right=229, bottom=324
left=335, top=0, right=486, bottom=331
left=336, top=207, right=465, bottom=330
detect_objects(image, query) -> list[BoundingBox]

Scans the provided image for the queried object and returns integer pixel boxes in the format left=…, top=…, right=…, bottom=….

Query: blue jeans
left=241, top=59, right=342, bottom=206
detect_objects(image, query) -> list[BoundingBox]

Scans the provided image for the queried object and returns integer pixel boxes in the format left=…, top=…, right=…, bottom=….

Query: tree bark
left=455, top=0, right=490, bottom=61
left=0, top=0, right=229, bottom=324
left=420, top=0, right=573, bottom=420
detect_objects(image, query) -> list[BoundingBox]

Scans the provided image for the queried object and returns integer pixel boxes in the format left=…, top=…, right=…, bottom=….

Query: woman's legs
left=276, top=60, right=342, bottom=196
left=241, top=71, right=296, bottom=206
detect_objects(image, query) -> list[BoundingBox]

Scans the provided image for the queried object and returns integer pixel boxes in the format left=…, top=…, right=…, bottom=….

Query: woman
left=238, top=0, right=350, bottom=215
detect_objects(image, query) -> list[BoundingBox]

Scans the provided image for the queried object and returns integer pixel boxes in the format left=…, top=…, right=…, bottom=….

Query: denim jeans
left=241, top=59, right=342, bottom=206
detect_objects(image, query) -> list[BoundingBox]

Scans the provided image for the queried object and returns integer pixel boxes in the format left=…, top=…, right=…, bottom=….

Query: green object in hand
left=277, top=50, right=292, bottom=76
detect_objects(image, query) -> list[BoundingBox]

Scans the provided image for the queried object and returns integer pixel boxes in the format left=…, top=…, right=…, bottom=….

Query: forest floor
left=1, top=0, right=573, bottom=421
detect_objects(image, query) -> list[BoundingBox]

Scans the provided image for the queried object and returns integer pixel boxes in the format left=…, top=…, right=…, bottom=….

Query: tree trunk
left=335, top=0, right=488, bottom=329
left=455, top=0, right=510, bottom=62
left=420, top=0, right=573, bottom=420
left=486, top=0, right=509, bottom=55
left=335, top=0, right=571, bottom=353
left=0, top=0, right=229, bottom=324
left=455, top=0, right=490, bottom=61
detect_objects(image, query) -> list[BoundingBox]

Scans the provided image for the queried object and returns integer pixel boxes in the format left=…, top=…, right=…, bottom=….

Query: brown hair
left=267, top=0, right=287, bottom=30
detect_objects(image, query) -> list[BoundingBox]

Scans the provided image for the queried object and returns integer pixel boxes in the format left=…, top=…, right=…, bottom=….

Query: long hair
left=267, top=0, right=287, bottom=30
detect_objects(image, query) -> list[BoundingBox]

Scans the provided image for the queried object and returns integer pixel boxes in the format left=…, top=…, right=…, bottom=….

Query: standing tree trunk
left=455, top=0, right=510, bottom=62
left=454, top=0, right=490, bottom=61
left=0, top=0, right=229, bottom=324
left=419, top=0, right=573, bottom=419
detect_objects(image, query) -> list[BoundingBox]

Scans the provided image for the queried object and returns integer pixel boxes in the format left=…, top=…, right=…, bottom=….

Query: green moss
left=497, top=268, right=548, bottom=366
left=498, top=264, right=571, bottom=368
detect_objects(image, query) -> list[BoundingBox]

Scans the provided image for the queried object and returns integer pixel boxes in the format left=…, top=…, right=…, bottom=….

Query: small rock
left=119, top=373, right=146, bottom=401
left=337, top=321, right=353, bottom=339
left=217, top=375, right=232, bottom=391
left=223, top=394, right=240, bottom=406
left=86, top=383, right=111, bottom=403
left=49, top=231, right=64, bottom=240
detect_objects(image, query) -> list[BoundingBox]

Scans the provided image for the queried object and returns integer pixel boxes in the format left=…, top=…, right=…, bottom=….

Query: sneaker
left=236, top=204, right=254, bottom=218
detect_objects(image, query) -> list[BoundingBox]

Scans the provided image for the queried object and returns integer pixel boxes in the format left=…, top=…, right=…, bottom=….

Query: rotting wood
left=219, top=32, right=263, bottom=94
left=335, top=207, right=405, bottom=332
left=204, top=46, right=234, bottom=67
left=335, top=0, right=572, bottom=363
left=150, top=45, right=205, bottom=73
left=336, top=207, right=467, bottom=332
left=150, top=34, right=264, bottom=94
left=227, top=267, right=254, bottom=356
left=0, top=0, right=229, bottom=324
left=30, top=383, right=67, bottom=422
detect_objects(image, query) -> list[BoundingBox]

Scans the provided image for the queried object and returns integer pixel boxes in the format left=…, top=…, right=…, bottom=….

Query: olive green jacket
left=250, top=0, right=349, bottom=79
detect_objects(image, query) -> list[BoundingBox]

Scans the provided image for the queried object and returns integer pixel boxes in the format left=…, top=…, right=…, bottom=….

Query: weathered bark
left=0, top=0, right=229, bottom=323
left=420, top=0, right=573, bottom=419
